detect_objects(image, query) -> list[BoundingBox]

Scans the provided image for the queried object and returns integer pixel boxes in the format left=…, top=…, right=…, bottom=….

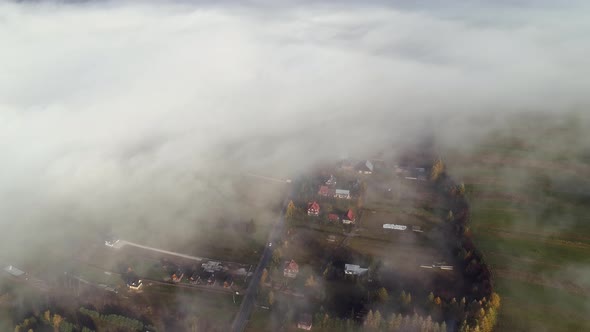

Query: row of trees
left=79, top=307, right=145, bottom=331
left=431, top=158, right=501, bottom=332
left=14, top=310, right=87, bottom=332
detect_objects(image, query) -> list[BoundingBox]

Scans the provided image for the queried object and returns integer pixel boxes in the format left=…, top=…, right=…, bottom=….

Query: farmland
left=445, top=114, right=590, bottom=332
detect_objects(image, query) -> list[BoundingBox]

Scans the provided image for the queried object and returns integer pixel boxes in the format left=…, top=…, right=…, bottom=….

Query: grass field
left=445, top=117, right=590, bottom=331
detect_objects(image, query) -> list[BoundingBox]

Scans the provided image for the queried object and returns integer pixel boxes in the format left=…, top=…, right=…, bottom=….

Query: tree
left=268, top=291, right=275, bottom=306
left=271, top=248, right=282, bottom=266
left=305, top=275, right=317, bottom=287
left=52, top=314, right=63, bottom=332
left=377, top=287, right=389, bottom=303
left=457, top=183, right=466, bottom=196
left=260, top=268, right=268, bottom=286
left=373, top=310, right=382, bottom=330
left=286, top=200, right=296, bottom=219
left=447, top=210, right=454, bottom=222
left=430, top=158, right=445, bottom=181
left=364, top=310, right=374, bottom=328
left=489, top=293, right=501, bottom=309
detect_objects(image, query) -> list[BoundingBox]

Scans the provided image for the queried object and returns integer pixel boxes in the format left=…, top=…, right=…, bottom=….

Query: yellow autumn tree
left=286, top=200, right=296, bottom=219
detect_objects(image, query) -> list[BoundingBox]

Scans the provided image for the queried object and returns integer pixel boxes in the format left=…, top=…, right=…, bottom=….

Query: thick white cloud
left=0, top=1, right=589, bottom=252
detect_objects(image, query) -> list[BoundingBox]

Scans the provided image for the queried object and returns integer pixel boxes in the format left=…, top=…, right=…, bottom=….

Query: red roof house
left=318, top=185, right=330, bottom=197
left=328, top=213, right=340, bottom=222
left=307, top=202, right=320, bottom=216
left=342, top=209, right=356, bottom=224
left=284, top=260, right=299, bottom=278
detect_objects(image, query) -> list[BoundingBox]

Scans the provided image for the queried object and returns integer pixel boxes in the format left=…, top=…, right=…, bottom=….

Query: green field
left=446, top=116, right=590, bottom=332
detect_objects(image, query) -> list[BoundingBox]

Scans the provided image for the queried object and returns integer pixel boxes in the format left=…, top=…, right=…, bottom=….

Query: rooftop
left=4, top=265, right=25, bottom=277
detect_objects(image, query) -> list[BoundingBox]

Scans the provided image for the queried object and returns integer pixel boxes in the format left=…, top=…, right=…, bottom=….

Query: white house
left=345, top=264, right=368, bottom=276
left=334, top=189, right=351, bottom=199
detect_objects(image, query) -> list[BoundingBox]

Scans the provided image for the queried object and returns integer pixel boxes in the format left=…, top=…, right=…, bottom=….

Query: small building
left=357, top=160, right=374, bottom=174
left=334, top=189, right=351, bottom=199
left=283, top=260, right=299, bottom=278
left=297, top=313, right=313, bottom=330
left=3, top=265, right=25, bottom=277
left=307, top=202, right=320, bottom=216
left=318, top=185, right=330, bottom=197
left=125, top=273, right=143, bottom=291
left=224, top=275, right=234, bottom=288
left=189, top=272, right=201, bottom=284
left=171, top=268, right=184, bottom=283
left=383, top=224, right=407, bottom=230
left=104, top=234, right=119, bottom=247
left=345, top=264, right=368, bottom=276
left=328, top=213, right=340, bottom=222
left=202, top=261, right=223, bottom=273
left=207, top=273, right=216, bottom=285
left=342, top=209, right=355, bottom=224
left=327, top=235, right=337, bottom=243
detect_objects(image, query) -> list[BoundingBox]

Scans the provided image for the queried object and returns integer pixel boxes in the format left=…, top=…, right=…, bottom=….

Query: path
left=112, top=240, right=204, bottom=262
left=231, top=196, right=290, bottom=332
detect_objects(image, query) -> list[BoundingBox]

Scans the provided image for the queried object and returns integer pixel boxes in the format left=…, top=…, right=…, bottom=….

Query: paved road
left=231, top=196, right=290, bottom=332
left=112, top=240, right=204, bottom=262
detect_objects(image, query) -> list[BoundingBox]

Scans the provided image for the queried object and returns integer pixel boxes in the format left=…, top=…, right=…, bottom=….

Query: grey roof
left=335, top=189, right=350, bottom=195
left=345, top=264, right=368, bottom=275
left=365, top=160, right=374, bottom=172
left=4, top=265, right=25, bottom=277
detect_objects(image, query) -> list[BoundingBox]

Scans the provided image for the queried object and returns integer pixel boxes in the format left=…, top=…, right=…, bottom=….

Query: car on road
left=268, top=242, right=272, bottom=247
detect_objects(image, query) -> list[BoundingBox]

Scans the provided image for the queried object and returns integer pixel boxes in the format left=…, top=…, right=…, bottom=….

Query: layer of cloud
left=1, top=1, right=589, bottom=255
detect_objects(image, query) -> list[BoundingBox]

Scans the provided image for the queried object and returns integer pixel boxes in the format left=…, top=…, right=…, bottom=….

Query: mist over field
left=1, top=3, right=590, bottom=329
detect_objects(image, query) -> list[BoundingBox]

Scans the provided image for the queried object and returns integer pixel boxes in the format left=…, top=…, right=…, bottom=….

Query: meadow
left=445, top=114, right=590, bottom=331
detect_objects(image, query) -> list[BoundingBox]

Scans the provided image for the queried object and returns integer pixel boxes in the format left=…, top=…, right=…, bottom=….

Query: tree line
left=431, top=158, right=500, bottom=332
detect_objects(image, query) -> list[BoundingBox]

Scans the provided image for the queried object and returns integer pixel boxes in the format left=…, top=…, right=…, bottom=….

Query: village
left=1, top=154, right=497, bottom=332
left=247, top=156, right=472, bottom=332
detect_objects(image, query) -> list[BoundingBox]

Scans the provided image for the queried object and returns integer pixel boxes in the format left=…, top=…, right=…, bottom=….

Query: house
left=189, top=271, right=201, bottom=284
left=297, top=313, right=313, bottom=330
left=283, top=260, right=299, bottom=278
left=224, top=275, right=234, bottom=288
left=345, top=264, right=368, bottom=276
left=171, top=268, right=184, bottom=283
left=325, top=174, right=337, bottom=186
left=334, top=189, right=351, bottom=199
left=3, top=265, right=25, bottom=278
left=342, top=209, right=355, bottom=224
left=357, top=160, right=374, bottom=174
left=327, top=235, right=337, bottom=243
left=395, top=165, right=427, bottom=181
left=318, top=185, right=330, bottom=197
left=328, top=213, right=340, bottom=222
left=207, top=273, right=216, bottom=285
left=125, top=272, right=143, bottom=290
left=104, top=234, right=119, bottom=247
left=202, top=261, right=223, bottom=273
left=383, top=224, right=407, bottom=230
left=307, top=202, right=320, bottom=216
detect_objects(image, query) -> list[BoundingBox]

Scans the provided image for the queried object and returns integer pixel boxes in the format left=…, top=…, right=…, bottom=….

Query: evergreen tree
left=373, top=310, right=382, bottom=330
left=364, top=310, right=374, bottom=328
left=286, top=200, right=296, bottom=219
left=430, top=158, right=445, bottom=181
left=377, top=287, right=389, bottom=303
